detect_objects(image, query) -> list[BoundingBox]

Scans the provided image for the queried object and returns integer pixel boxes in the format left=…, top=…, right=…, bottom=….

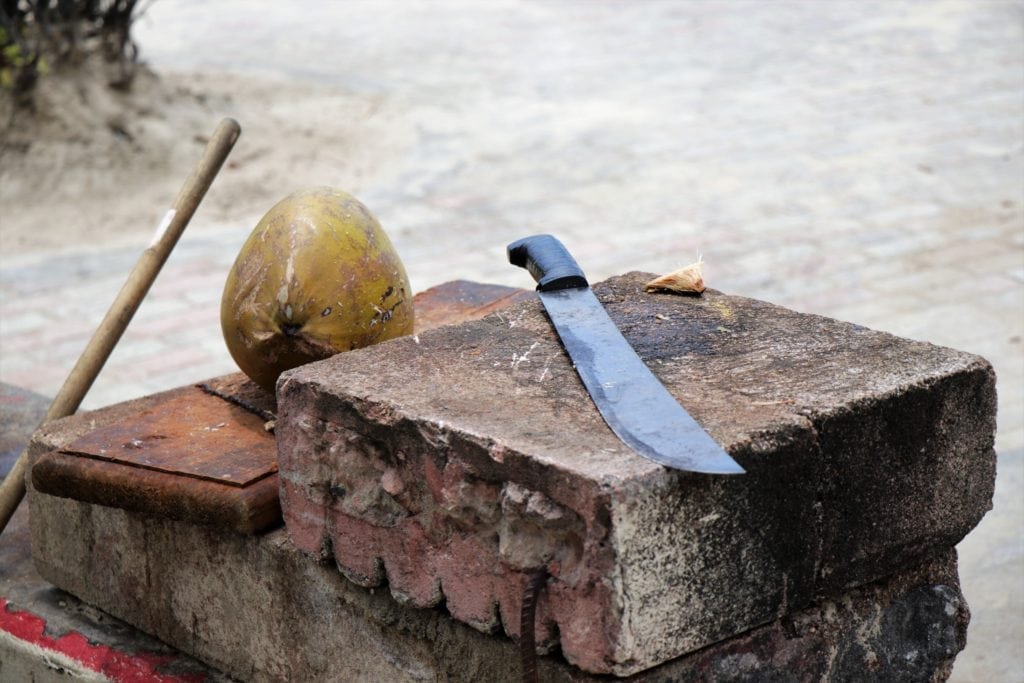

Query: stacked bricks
left=275, top=272, right=996, bottom=676
left=24, top=275, right=997, bottom=679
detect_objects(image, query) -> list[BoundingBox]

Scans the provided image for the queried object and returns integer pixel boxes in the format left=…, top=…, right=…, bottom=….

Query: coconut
left=221, top=187, right=414, bottom=392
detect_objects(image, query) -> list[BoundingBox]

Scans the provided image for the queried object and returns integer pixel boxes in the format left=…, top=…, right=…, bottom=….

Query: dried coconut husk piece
left=645, top=260, right=706, bottom=294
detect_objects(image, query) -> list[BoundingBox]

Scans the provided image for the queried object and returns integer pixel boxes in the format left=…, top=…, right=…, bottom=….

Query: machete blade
left=508, top=234, right=744, bottom=475
left=540, top=288, right=743, bottom=474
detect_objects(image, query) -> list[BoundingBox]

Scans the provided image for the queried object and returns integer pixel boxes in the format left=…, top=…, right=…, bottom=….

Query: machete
left=507, top=234, right=744, bottom=475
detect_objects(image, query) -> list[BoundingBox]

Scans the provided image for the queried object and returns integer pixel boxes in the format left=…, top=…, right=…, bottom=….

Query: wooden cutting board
left=31, top=280, right=530, bottom=534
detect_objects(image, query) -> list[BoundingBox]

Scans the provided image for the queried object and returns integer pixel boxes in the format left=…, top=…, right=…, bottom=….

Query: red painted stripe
left=1, top=598, right=206, bottom=682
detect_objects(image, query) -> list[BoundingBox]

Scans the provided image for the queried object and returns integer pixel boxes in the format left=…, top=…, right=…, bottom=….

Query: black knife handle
left=507, top=234, right=589, bottom=292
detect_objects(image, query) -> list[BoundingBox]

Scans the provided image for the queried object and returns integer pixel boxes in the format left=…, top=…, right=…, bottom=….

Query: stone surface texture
left=276, top=273, right=996, bottom=675
left=25, top=399, right=969, bottom=681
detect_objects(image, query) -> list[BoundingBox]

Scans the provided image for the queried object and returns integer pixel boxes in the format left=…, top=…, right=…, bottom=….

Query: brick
left=23, top=396, right=971, bottom=682
left=276, top=272, right=996, bottom=675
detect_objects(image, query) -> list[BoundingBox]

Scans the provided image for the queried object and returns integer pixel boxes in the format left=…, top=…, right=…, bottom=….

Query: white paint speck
left=511, top=341, right=539, bottom=370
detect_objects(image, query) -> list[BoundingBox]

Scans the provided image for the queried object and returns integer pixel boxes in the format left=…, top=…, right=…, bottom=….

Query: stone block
left=275, top=272, right=996, bottom=675
left=25, top=400, right=970, bottom=681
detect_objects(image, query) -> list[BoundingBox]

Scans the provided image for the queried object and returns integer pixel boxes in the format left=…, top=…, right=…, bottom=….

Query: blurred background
left=1, top=1, right=1021, bottom=680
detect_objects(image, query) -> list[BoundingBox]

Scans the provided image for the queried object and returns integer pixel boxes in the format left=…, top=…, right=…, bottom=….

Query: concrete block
left=275, top=272, right=996, bottom=675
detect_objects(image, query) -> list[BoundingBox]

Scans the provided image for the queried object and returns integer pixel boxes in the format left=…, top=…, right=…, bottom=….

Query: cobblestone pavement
left=2, top=2, right=1022, bottom=680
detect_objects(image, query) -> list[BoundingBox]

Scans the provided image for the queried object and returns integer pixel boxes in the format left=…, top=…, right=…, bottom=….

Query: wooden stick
left=0, top=117, right=241, bottom=535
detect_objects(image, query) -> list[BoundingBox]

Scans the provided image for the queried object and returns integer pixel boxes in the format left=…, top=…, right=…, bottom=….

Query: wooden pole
left=0, top=117, right=241, bottom=535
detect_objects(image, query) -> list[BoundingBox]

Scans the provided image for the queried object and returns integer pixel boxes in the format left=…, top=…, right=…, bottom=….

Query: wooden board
left=33, top=386, right=280, bottom=533
left=30, top=281, right=526, bottom=534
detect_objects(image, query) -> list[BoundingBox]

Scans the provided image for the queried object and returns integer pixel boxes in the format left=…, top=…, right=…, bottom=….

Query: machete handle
left=507, top=234, right=589, bottom=291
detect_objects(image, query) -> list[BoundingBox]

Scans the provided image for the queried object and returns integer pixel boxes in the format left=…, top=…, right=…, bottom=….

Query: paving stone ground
left=1, top=2, right=1021, bottom=680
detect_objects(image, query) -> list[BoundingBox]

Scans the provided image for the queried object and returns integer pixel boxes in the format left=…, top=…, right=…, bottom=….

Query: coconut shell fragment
left=644, top=260, right=706, bottom=294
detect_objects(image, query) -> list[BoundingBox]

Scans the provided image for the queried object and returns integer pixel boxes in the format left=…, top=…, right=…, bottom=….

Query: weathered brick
left=275, top=272, right=997, bottom=675
left=24, top=400, right=972, bottom=682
